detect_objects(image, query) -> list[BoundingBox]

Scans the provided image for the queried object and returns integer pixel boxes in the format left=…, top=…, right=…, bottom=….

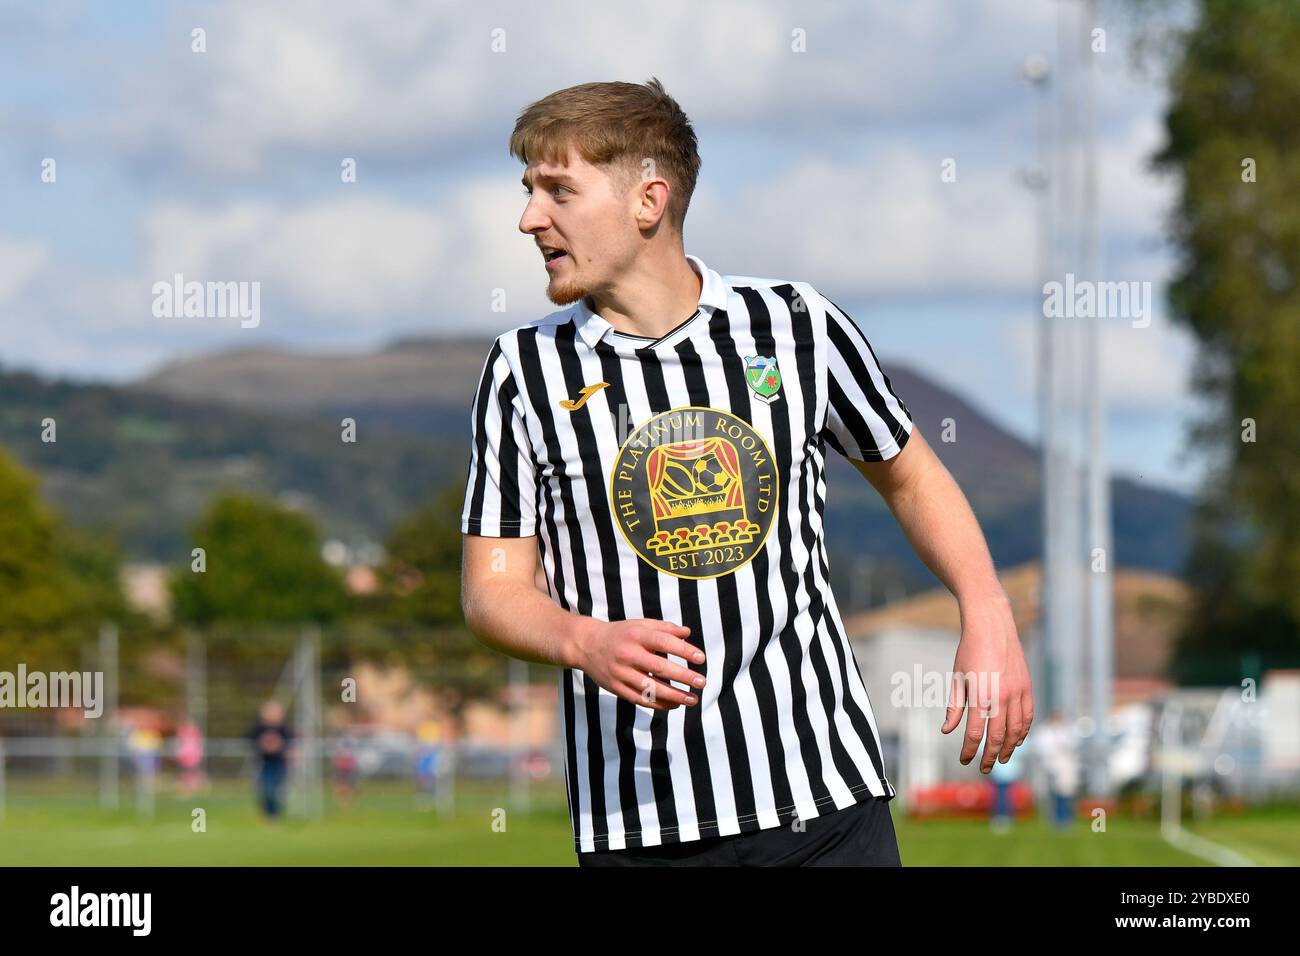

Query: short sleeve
left=818, top=294, right=913, bottom=462
left=461, top=339, right=539, bottom=537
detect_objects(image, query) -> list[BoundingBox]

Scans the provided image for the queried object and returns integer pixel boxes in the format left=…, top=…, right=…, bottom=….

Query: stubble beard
left=545, top=269, right=589, bottom=306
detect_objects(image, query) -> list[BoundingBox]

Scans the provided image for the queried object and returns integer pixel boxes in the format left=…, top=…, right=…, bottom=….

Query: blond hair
left=509, top=77, right=701, bottom=231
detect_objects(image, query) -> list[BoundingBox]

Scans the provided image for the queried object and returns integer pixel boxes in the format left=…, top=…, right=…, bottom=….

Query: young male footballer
left=461, top=78, right=1033, bottom=866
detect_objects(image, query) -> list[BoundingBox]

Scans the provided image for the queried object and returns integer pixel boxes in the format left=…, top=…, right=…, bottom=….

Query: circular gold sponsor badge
left=610, top=406, right=778, bottom=580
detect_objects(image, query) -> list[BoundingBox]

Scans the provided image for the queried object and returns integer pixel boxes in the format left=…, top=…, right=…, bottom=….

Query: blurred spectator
left=129, top=725, right=162, bottom=778
left=331, top=739, right=359, bottom=808
left=1035, top=710, right=1079, bottom=829
left=415, top=719, right=442, bottom=809
left=128, top=724, right=163, bottom=818
left=175, top=720, right=207, bottom=796
left=248, top=700, right=293, bottom=820
left=988, top=744, right=1022, bottom=834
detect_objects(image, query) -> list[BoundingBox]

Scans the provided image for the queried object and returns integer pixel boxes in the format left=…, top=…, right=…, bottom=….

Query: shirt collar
left=573, top=254, right=728, bottom=349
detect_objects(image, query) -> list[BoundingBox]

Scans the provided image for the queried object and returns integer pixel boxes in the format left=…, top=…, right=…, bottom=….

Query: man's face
left=518, top=146, right=640, bottom=306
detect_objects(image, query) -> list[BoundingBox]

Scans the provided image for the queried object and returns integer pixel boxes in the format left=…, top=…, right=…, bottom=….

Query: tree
left=1150, top=0, right=1300, bottom=674
left=0, top=448, right=134, bottom=667
left=372, top=482, right=466, bottom=627
left=366, top=482, right=510, bottom=732
left=170, top=491, right=349, bottom=627
left=0, top=450, right=72, bottom=635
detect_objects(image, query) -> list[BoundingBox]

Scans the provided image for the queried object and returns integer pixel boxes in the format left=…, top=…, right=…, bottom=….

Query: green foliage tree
left=1151, top=0, right=1300, bottom=674
left=170, top=491, right=349, bottom=627
left=0, top=450, right=71, bottom=637
left=364, top=482, right=508, bottom=728
left=374, top=482, right=466, bottom=627
left=0, top=449, right=134, bottom=668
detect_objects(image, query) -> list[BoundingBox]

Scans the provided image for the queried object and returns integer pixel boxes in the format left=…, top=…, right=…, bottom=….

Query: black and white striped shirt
left=462, top=254, right=913, bottom=852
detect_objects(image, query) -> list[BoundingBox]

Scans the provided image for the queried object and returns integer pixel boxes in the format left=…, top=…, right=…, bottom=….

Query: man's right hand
left=571, top=619, right=705, bottom=711
left=461, top=534, right=705, bottom=710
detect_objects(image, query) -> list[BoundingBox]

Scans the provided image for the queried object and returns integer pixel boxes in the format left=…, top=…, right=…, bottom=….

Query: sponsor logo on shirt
left=610, top=407, right=777, bottom=579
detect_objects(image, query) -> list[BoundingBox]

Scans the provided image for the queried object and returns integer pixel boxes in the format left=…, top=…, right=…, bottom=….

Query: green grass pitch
left=1, top=779, right=1293, bottom=866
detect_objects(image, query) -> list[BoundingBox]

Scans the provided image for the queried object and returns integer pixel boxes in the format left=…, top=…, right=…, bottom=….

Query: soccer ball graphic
left=693, top=454, right=729, bottom=493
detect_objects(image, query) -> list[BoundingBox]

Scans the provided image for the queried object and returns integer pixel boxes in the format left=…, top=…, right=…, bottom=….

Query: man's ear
left=628, top=159, right=671, bottom=230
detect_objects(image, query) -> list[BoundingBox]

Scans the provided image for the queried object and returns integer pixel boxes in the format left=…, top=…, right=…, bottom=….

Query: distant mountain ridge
left=131, top=335, right=1194, bottom=582
left=0, top=363, right=459, bottom=563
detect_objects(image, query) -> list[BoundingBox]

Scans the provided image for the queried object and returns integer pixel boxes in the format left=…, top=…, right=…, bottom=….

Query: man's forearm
left=879, top=455, right=1007, bottom=608
left=463, top=577, right=597, bottom=669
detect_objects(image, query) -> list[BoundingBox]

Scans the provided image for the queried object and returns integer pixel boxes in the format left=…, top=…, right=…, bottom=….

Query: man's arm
left=460, top=534, right=704, bottom=711
left=850, top=426, right=1034, bottom=771
left=461, top=533, right=594, bottom=669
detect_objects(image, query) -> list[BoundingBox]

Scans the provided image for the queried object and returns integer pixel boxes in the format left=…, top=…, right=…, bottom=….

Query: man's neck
left=586, top=247, right=702, bottom=338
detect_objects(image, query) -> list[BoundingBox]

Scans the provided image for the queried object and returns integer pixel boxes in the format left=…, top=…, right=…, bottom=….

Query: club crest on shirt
left=743, top=355, right=782, bottom=404
left=610, top=407, right=778, bottom=580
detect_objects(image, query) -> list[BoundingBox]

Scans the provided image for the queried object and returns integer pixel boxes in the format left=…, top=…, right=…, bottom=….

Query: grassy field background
left=1, top=779, right=1294, bottom=866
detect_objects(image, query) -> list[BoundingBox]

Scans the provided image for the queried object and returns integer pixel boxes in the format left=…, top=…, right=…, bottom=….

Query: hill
left=133, top=336, right=1193, bottom=587
left=0, top=364, right=461, bottom=562
left=0, top=337, right=1193, bottom=604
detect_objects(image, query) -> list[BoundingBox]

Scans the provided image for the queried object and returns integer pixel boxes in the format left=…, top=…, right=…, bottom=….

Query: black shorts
left=576, top=796, right=902, bottom=867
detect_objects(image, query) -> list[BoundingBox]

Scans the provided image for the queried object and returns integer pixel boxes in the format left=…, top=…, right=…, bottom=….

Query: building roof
left=843, top=561, right=1190, bottom=680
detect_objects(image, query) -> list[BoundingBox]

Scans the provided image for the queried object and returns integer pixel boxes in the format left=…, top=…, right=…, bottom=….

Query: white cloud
left=1096, top=113, right=1177, bottom=259
left=691, top=143, right=1037, bottom=295
left=84, top=0, right=1067, bottom=174
left=0, top=117, right=1185, bottom=380
left=0, top=237, right=50, bottom=303
left=689, top=114, right=1175, bottom=299
left=0, top=183, right=567, bottom=381
left=141, top=198, right=447, bottom=316
left=1, top=0, right=1190, bottom=391
left=136, top=186, right=567, bottom=329
left=1004, top=307, right=1196, bottom=412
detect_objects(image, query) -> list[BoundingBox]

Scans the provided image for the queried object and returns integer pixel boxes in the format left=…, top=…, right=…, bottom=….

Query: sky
left=0, top=0, right=1203, bottom=494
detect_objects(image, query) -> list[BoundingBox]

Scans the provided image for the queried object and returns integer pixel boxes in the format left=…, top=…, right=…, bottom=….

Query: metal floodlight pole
left=292, top=632, right=309, bottom=819
left=1022, top=51, right=1055, bottom=722
left=1080, top=0, right=1114, bottom=798
left=312, top=624, right=324, bottom=819
left=1052, top=0, right=1081, bottom=726
left=1159, top=697, right=1182, bottom=836
left=294, top=624, right=325, bottom=821
left=1045, top=0, right=1076, bottom=733
left=99, top=621, right=119, bottom=811
left=1050, top=2, right=1066, bottom=734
